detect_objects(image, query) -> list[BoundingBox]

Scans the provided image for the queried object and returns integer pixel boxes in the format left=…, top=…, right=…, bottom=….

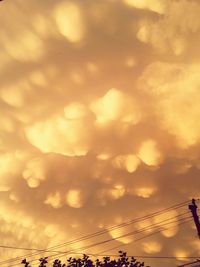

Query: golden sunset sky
left=0, top=0, right=200, bottom=266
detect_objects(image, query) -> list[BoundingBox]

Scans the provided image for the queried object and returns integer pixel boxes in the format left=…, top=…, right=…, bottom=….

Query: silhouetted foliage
left=39, top=257, right=48, bottom=267
left=53, top=259, right=66, bottom=267
left=21, top=259, right=31, bottom=267
left=21, top=251, right=150, bottom=267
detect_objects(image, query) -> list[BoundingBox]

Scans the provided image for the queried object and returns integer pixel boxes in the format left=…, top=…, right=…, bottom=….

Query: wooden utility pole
left=177, top=200, right=200, bottom=267
left=188, top=199, right=200, bottom=238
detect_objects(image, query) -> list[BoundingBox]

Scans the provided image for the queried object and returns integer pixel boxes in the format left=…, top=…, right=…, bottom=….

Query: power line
left=178, top=259, right=200, bottom=267
left=0, top=201, right=190, bottom=266
left=42, top=219, right=192, bottom=267
left=23, top=219, right=192, bottom=267
left=99, top=218, right=192, bottom=256
left=59, top=253, right=200, bottom=260
left=92, top=214, right=191, bottom=247
left=7, top=214, right=192, bottom=267
left=92, top=255, right=199, bottom=260
left=1, top=202, right=190, bottom=266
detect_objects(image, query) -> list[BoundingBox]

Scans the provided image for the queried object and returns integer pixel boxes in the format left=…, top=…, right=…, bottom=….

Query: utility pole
left=177, top=200, right=200, bottom=267
left=188, top=199, right=200, bottom=238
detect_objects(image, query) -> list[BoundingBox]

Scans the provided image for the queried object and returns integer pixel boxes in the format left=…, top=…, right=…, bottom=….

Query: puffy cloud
left=25, top=113, right=92, bottom=156
left=0, top=0, right=199, bottom=266
left=109, top=226, right=134, bottom=244
left=54, top=2, right=85, bottom=43
left=153, top=210, right=179, bottom=238
left=139, top=62, right=200, bottom=148
left=137, top=0, right=200, bottom=55
left=64, top=102, right=88, bottom=120
left=112, top=154, right=140, bottom=173
left=123, top=0, right=168, bottom=14
left=134, top=186, right=157, bottom=198
left=65, top=189, right=85, bottom=208
left=23, top=157, right=46, bottom=188
left=142, top=240, right=162, bottom=254
left=138, top=139, right=162, bottom=166
left=90, top=88, right=141, bottom=125
left=44, top=192, right=63, bottom=209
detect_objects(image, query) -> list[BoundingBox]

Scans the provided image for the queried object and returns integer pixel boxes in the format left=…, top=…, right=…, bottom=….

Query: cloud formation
left=0, top=0, right=200, bottom=266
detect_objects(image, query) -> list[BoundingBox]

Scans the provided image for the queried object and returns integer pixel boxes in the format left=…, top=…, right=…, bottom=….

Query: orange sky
left=0, top=0, right=200, bottom=266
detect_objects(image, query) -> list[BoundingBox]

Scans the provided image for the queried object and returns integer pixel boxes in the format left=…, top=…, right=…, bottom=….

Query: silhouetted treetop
left=21, top=251, right=150, bottom=267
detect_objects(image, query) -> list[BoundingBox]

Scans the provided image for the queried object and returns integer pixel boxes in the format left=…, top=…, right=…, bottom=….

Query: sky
left=0, top=0, right=200, bottom=266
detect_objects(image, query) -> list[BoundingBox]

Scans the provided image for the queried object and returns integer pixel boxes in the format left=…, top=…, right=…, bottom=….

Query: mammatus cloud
left=0, top=0, right=200, bottom=266
left=139, top=62, right=200, bottom=148
left=123, top=0, right=169, bottom=14
left=90, top=88, right=141, bottom=125
left=136, top=0, right=200, bottom=55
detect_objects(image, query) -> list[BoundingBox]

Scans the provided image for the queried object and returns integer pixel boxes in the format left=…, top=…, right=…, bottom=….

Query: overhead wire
left=23, top=217, right=192, bottom=267
left=37, top=218, right=193, bottom=267
left=178, top=259, right=200, bottom=267
left=0, top=200, right=190, bottom=266
left=1, top=203, right=191, bottom=266
left=40, top=215, right=192, bottom=263
left=0, top=212, right=189, bottom=253
left=6, top=212, right=192, bottom=267
left=98, top=217, right=192, bottom=256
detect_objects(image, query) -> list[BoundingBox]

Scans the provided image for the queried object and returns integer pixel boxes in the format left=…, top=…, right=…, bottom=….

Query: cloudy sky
left=0, top=0, right=200, bottom=266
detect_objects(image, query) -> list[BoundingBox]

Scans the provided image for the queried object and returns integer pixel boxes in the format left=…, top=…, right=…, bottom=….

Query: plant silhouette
left=21, top=251, right=150, bottom=267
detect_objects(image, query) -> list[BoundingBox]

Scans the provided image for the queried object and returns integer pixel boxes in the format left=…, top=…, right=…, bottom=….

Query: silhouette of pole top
left=189, top=199, right=200, bottom=238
